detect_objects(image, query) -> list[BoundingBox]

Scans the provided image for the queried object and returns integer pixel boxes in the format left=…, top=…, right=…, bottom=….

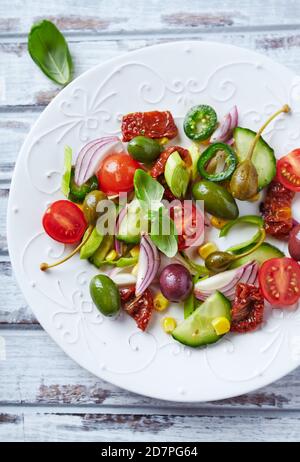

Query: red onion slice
left=210, top=105, right=238, bottom=144
left=229, top=105, right=238, bottom=130
left=74, top=136, right=123, bottom=186
left=135, top=234, right=160, bottom=296
left=210, top=114, right=231, bottom=143
left=194, top=261, right=258, bottom=301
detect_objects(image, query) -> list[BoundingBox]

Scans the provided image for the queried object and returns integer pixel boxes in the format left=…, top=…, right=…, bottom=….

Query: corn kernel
left=157, top=137, right=169, bottom=146
left=154, top=292, right=169, bottom=312
left=210, top=216, right=228, bottom=229
left=131, top=263, right=139, bottom=276
left=211, top=317, right=231, bottom=335
left=198, top=242, right=218, bottom=260
left=106, top=250, right=117, bottom=262
left=248, top=192, right=260, bottom=202
left=162, top=317, right=177, bottom=334
left=130, top=245, right=140, bottom=258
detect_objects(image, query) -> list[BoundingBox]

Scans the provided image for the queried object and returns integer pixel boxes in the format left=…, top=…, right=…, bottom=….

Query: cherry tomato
left=97, top=153, right=139, bottom=194
left=42, top=200, right=87, bottom=244
left=277, top=149, right=300, bottom=192
left=259, top=257, right=300, bottom=306
left=170, top=202, right=204, bottom=250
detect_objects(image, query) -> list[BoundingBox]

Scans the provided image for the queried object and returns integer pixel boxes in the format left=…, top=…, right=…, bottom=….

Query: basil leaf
left=28, top=20, right=73, bottom=85
left=61, top=145, right=72, bottom=197
left=134, top=169, right=164, bottom=212
left=150, top=207, right=178, bottom=258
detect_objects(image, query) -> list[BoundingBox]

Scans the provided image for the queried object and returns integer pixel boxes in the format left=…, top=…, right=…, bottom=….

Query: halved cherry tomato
left=42, top=200, right=87, bottom=244
left=97, top=153, right=139, bottom=194
left=259, top=257, right=300, bottom=306
left=277, top=149, right=300, bottom=192
left=170, top=202, right=204, bottom=250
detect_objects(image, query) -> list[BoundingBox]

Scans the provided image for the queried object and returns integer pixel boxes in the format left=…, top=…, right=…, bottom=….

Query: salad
left=40, top=103, right=300, bottom=348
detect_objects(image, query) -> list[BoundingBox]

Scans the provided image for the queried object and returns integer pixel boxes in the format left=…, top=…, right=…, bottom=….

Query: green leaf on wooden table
left=150, top=207, right=178, bottom=258
left=28, top=20, right=73, bottom=85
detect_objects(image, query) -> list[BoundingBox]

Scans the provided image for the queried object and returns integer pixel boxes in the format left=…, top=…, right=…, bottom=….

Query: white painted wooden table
left=1, top=0, right=300, bottom=442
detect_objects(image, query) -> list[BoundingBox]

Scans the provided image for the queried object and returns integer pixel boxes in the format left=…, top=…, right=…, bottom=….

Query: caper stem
left=246, top=104, right=290, bottom=161
left=40, top=225, right=94, bottom=271
left=231, top=228, right=266, bottom=261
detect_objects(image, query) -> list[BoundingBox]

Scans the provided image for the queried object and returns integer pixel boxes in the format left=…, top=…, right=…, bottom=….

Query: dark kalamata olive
left=159, top=264, right=192, bottom=302
left=289, top=224, right=300, bottom=261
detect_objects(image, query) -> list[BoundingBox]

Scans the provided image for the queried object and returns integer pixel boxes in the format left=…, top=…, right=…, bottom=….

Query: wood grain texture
left=1, top=0, right=300, bottom=36
left=0, top=330, right=299, bottom=411
left=1, top=407, right=300, bottom=441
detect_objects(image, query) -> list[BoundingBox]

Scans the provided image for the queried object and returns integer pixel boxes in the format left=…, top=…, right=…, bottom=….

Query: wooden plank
left=1, top=0, right=300, bottom=37
left=0, top=329, right=299, bottom=410
left=0, top=406, right=300, bottom=441
left=1, top=30, right=300, bottom=107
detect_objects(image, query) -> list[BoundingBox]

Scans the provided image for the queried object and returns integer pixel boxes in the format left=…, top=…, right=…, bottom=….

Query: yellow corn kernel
left=210, top=216, right=228, bottom=229
left=157, top=137, right=169, bottom=146
left=198, top=242, right=218, bottom=260
left=106, top=250, right=117, bottom=262
left=154, top=292, right=169, bottom=312
left=162, top=317, right=177, bottom=334
left=211, top=317, right=231, bottom=336
left=131, top=263, right=139, bottom=276
left=130, top=245, right=140, bottom=258
left=248, top=192, right=261, bottom=202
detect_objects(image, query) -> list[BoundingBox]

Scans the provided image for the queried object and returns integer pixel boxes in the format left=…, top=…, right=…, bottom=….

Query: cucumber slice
left=233, top=127, right=276, bottom=190
left=172, top=291, right=231, bottom=348
left=117, top=199, right=143, bottom=244
left=230, top=242, right=284, bottom=269
left=164, top=151, right=190, bottom=198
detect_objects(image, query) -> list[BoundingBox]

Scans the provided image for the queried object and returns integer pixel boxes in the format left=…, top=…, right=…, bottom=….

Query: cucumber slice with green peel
left=164, top=151, right=190, bottom=198
left=117, top=199, right=143, bottom=244
left=229, top=242, right=284, bottom=269
left=172, top=291, right=231, bottom=348
left=233, top=127, right=276, bottom=190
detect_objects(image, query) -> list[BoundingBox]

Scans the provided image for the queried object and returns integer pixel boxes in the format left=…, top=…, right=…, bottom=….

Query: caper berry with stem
left=230, top=105, right=290, bottom=201
left=205, top=229, right=266, bottom=273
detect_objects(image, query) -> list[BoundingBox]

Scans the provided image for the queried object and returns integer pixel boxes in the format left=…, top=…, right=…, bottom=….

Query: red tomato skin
left=277, top=149, right=300, bottom=192
left=42, top=200, right=87, bottom=244
left=97, top=153, right=139, bottom=194
left=259, top=257, right=300, bottom=307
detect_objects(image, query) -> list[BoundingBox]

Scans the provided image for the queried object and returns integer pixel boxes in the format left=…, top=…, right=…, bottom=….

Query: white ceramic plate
left=7, top=41, right=300, bottom=402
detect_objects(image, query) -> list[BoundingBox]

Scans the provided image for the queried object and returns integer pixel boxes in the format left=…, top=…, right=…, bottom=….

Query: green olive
left=205, top=251, right=235, bottom=273
left=230, top=160, right=259, bottom=201
left=89, top=274, right=120, bottom=317
left=82, top=190, right=106, bottom=225
left=192, top=180, right=239, bottom=220
left=127, top=136, right=161, bottom=163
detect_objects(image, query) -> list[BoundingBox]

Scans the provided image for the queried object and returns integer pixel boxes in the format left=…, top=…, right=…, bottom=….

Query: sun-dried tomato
left=119, top=286, right=153, bottom=331
left=150, top=146, right=191, bottom=178
left=230, top=283, right=264, bottom=333
left=260, top=180, right=295, bottom=239
left=121, top=111, right=178, bottom=142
